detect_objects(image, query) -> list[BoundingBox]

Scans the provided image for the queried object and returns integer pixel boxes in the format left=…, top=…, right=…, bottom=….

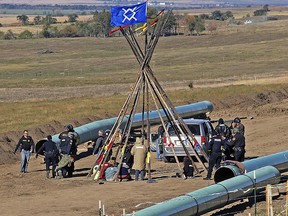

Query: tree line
left=0, top=6, right=271, bottom=40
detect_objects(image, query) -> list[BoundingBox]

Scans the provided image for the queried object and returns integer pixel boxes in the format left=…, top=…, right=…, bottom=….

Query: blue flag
left=110, top=2, right=147, bottom=26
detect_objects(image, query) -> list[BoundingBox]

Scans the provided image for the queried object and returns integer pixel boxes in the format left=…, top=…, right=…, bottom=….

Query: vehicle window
left=167, top=124, right=200, bottom=136
left=188, top=124, right=200, bottom=135
left=203, top=123, right=208, bottom=135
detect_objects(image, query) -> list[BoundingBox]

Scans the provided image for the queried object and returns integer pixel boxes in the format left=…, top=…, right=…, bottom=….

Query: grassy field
left=1, top=7, right=288, bottom=134
left=1, top=83, right=288, bottom=134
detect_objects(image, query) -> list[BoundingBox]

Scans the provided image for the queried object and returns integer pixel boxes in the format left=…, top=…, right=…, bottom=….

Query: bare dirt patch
left=0, top=87, right=288, bottom=215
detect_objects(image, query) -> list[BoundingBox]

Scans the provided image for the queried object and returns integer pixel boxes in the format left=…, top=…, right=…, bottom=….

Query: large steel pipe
left=36, top=100, right=213, bottom=154
left=214, top=151, right=288, bottom=183
left=127, top=165, right=281, bottom=216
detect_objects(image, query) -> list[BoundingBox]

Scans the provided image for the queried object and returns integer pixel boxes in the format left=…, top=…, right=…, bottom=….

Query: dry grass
left=1, top=7, right=288, bottom=133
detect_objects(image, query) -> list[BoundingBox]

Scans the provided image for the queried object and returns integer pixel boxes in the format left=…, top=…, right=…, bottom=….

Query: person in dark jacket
left=92, top=130, right=105, bottom=155
left=225, top=128, right=246, bottom=162
left=203, top=132, right=224, bottom=180
left=14, top=130, right=35, bottom=173
left=35, top=135, right=58, bottom=178
left=215, top=118, right=231, bottom=138
left=183, top=156, right=194, bottom=179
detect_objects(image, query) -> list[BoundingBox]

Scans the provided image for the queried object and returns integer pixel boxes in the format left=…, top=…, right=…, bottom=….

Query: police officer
left=55, top=124, right=77, bottom=178
left=14, top=130, right=35, bottom=173
left=227, top=128, right=246, bottom=162
left=232, top=117, right=245, bottom=135
left=203, top=132, right=224, bottom=180
left=35, top=135, right=58, bottom=178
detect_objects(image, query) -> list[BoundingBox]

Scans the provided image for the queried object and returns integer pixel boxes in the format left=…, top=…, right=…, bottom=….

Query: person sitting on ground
left=92, top=130, right=105, bottom=155
left=183, top=156, right=194, bottom=179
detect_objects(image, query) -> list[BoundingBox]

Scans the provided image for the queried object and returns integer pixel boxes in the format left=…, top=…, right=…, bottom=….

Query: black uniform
left=226, top=132, right=245, bottom=162
left=14, top=135, right=35, bottom=153
left=205, top=134, right=224, bottom=179
left=36, top=139, right=58, bottom=177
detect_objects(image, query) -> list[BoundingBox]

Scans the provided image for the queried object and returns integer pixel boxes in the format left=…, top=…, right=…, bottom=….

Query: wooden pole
left=286, top=181, right=288, bottom=216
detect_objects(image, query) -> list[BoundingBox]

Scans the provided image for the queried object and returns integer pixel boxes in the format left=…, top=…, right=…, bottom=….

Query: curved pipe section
left=36, top=101, right=213, bottom=154
left=127, top=166, right=281, bottom=216
left=214, top=151, right=288, bottom=183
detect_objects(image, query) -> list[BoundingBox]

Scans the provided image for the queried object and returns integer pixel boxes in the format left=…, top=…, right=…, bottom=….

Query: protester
left=131, top=138, right=148, bottom=181
left=14, top=130, right=35, bottom=173
left=92, top=130, right=105, bottom=155
left=183, top=156, right=194, bottom=179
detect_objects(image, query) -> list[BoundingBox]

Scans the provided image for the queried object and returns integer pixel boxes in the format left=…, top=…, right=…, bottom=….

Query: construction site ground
left=1, top=87, right=288, bottom=215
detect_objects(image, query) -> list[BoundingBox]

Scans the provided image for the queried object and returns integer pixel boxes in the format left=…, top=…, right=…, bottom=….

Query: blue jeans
left=20, top=150, right=31, bottom=172
left=135, top=170, right=145, bottom=180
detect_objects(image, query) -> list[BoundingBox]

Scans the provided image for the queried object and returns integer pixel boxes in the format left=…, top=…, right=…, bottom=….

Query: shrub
left=18, top=30, right=33, bottom=39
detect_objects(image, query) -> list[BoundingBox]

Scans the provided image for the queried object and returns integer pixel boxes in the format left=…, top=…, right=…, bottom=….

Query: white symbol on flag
left=122, top=6, right=137, bottom=23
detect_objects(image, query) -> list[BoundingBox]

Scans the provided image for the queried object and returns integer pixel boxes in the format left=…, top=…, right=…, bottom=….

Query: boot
left=46, top=171, right=50, bottom=179
left=52, top=170, right=56, bottom=178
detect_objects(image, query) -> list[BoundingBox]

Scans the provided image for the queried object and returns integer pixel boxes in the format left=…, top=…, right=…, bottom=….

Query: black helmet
left=64, top=124, right=74, bottom=131
left=233, top=117, right=241, bottom=123
left=218, top=118, right=224, bottom=124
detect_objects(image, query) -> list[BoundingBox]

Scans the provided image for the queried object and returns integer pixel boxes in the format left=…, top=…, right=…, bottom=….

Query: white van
left=162, top=119, right=214, bottom=162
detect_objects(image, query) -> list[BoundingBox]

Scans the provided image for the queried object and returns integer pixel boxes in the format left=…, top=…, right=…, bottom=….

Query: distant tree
left=42, top=15, right=57, bottom=25
left=17, top=14, right=29, bottom=25
left=33, top=16, right=42, bottom=25
left=18, top=30, right=33, bottom=39
left=60, top=25, right=78, bottom=37
left=211, top=10, right=223, bottom=20
left=254, top=9, right=267, bottom=16
left=263, top=4, right=270, bottom=11
left=40, top=24, right=59, bottom=38
left=93, top=10, right=111, bottom=37
left=0, top=31, right=4, bottom=39
left=4, top=30, right=16, bottom=40
left=68, top=14, right=78, bottom=23
left=187, top=16, right=205, bottom=35
left=223, top=11, right=234, bottom=20
left=163, top=12, right=178, bottom=36
left=199, top=14, right=210, bottom=20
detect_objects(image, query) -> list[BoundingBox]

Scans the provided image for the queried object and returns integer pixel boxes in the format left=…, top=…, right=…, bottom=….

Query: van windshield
left=168, top=124, right=201, bottom=136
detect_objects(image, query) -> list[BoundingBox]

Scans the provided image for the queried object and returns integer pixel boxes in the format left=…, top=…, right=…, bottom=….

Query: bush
left=0, top=31, right=4, bottom=39
left=18, top=30, right=33, bottom=39
left=4, top=30, right=16, bottom=40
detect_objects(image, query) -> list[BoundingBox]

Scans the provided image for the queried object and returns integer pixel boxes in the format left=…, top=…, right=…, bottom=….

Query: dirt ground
left=0, top=86, right=288, bottom=215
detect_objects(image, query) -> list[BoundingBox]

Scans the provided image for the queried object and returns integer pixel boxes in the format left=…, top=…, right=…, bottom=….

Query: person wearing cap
left=130, top=137, right=148, bottom=181
left=224, top=128, right=246, bottom=162
left=232, top=117, right=245, bottom=135
left=35, top=135, right=58, bottom=178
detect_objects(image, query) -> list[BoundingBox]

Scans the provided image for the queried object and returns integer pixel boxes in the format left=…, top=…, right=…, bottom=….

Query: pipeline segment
left=36, top=100, right=213, bottom=154
left=127, top=165, right=281, bottom=216
left=214, top=151, right=288, bottom=183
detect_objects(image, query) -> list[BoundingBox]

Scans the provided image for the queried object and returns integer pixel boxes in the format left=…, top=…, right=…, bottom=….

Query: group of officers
left=14, top=117, right=245, bottom=181
left=204, top=117, right=245, bottom=180
left=14, top=124, right=77, bottom=179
